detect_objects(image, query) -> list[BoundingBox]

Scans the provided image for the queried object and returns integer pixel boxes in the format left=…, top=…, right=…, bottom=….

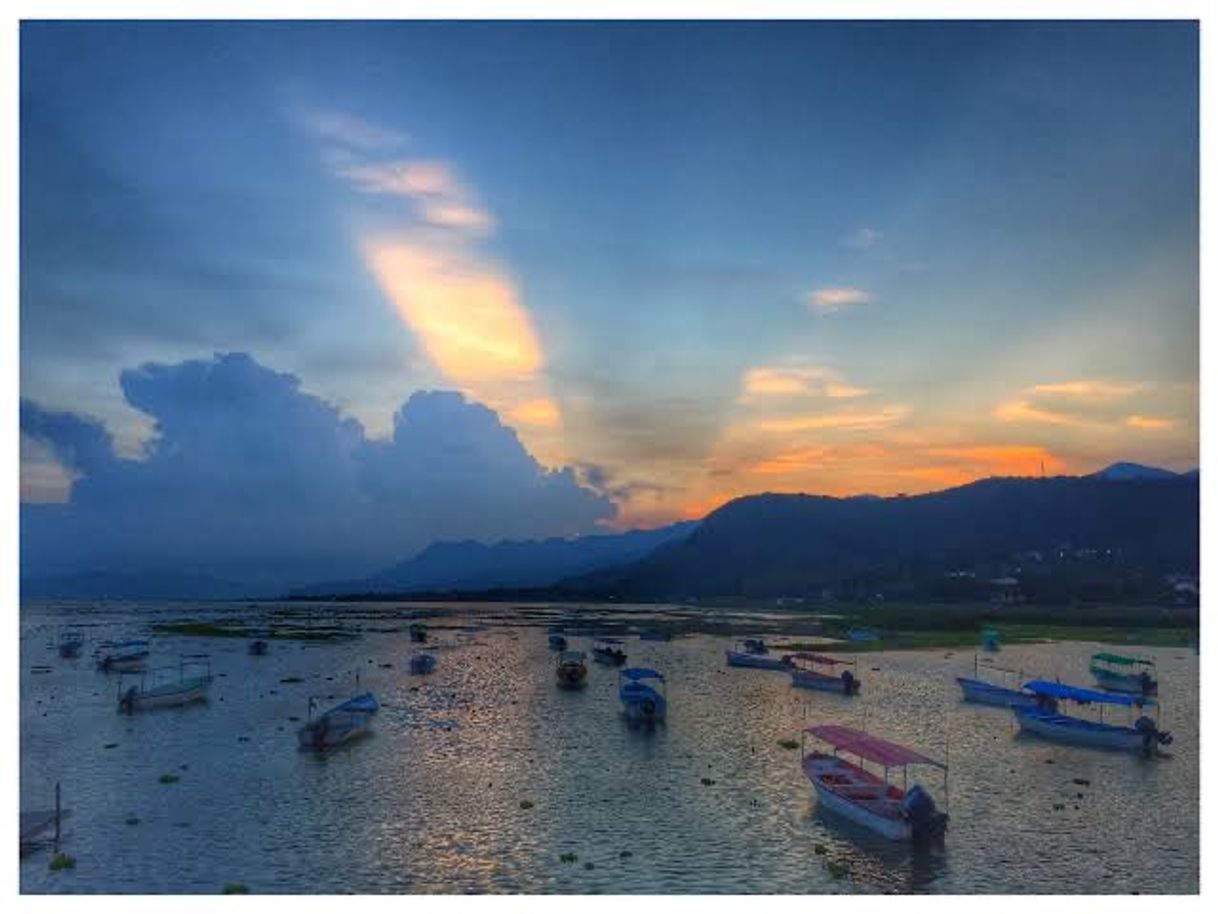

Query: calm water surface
left=20, top=601, right=1199, bottom=894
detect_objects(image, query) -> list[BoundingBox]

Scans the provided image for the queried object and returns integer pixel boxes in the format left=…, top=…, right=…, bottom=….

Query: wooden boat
left=409, top=651, right=436, bottom=674
left=619, top=667, right=667, bottom=721
left=789, top=653, right=860, bottom=694
left=409, top=623, right=428, bottom=643
left=956, top=656, right=1038, bottom=708
left=556, top=650, right=588, bottom=688
left=297, top=692, right=379, bottom=751
left=725, top=638, right=790, bottom=670
left=1089, top=652, right=1157, bottom=696
left=801, top=725, right=948, bottom=842
left=1013, top=680, right=1172, bottom=755
left=117, top=655, right=212, bottom=712
left=592, top=638, right=627, bottom=666
left=58, top=630, right=85, bottom=659
left=95, top=640, right=150, bottom=673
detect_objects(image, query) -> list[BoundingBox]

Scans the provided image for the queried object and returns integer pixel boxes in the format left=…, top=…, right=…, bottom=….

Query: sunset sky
left=21, top=21, right=1198, bottom=535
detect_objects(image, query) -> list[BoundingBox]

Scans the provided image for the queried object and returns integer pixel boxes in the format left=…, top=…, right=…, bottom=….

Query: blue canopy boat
left=297, top=692, right=379, bottom=750
left=618, top=667, right=667, bottom=721
left=1089, top=652, right=1157, bottom=696
left=1013, top=680, right=1171, bottom=755
left=725, top=638, right=789, bottom=670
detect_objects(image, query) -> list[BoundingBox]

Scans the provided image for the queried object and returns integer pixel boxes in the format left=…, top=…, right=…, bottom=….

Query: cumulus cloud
left=20, top=352, right=614, bottom=590
left=843, top=227, right=882, bottom=250
left=807, top=287, right=872, bottom=314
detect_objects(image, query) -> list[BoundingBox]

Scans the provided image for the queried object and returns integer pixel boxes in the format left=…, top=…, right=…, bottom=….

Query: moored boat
left=956, top=656, right=1038, bottom=707
left=619, top=667, right=667, bottom=721
left=1013, top=680, right=1172, bottom=755
left=1089, top=652, right=1157, bottom=696
left=118, top=655, right=212, bottom=712
left=800, top=724, right=949, bottom=842
left=297, top=692, right=379, bottom=751
left=409, top=623, right=428, bottom=643
left=249, top=630, right=270, bottom=655
left=556, top=650, right=588, bottom=688
left=788, top=653, right=860, bottom=694
left=58, top=630, right=85, bottom=659
left=95, top=640, right=150, bottom=673
left=409, top=651, right=436, bottom=674
left=725, top=638, right=790, bottom=670
left=592, top=638, right=627, bottom=666
left=548, top=632, right=568, bottom=651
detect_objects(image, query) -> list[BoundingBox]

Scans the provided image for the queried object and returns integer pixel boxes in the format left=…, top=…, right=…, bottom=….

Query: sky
left=18, top=21, right=1199, bottom=583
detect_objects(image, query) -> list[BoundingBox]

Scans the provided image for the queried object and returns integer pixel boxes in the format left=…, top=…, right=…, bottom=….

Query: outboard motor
left=1134, top=716, right=1172, bottom=756
left=119, top=685, right=137, bottom=713
left=640, top=697, right=657, bottom=718
left=902, top=784, right=949, bottom=841
left=840, top=669, right=859, bottom=695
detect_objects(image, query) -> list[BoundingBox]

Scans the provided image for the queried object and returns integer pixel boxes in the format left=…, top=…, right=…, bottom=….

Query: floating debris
left=1072, top=778, right=1091, bottom=786
left=584, top=861, right=595, bottom=870
left=158, top=774, right=180, bottom=785
left=559, top=852, right=578, bottom=864
left=519, top=800, right=534, bottom=810
left=701, top=777, right=716, bottom=786
left=777, top=739, right=799, bottom=750
left=103, top=743, right=118, bottom=750
left=125, top=816, right=140, bottom=826
left=813, top=844, right=827, bottom=855
left=619, top=850, right=633, bottom=859
left=280, top=677, right=304, bottom=684
left=49, top=852, right=75, bottom=871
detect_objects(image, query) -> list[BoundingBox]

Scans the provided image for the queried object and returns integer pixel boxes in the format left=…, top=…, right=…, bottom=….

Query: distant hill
left=294, top=521, right=698, bottom=597
left=1089, top=461, right=1184, bottom=481
left=558, top=475, right=1199, bottom=600
left=21, top=570, right=251, bottom=601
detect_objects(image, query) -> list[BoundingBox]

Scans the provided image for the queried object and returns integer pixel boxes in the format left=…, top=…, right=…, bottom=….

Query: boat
left=1088, top=652, right=1157, bottom=696
left=548, top=632, right=568, bottom=651
left=409, top=651, right=436, bottom=674
left=249, top=630, right=270, bottom=655
left=556, top=650, right=588, bottom=688
left=980, top=627, right=1001, bottom=652
left=618, top=667, right=667, bottom=721
left=639, top=629, right=673, bottom=642
left=956, top=656, right=1039, bottom=708
left=801, top=724, right=949, bottom=842
left=58, top=630, right=85, bottom=659
left=1013, top=680, right=1172, bottom=755
left=94, top=640, right=150, bottom=673
left=297, top=692, right=379, bottom=751
left=725, top=638, right=790, bottom=670
left=409, top=623, right=428, bottom=643
left=592, top=638, right=627, bottom=666
left=788, top=653, right=860, bottom=694
left=20, top=783, right=68, bottom=856
left=117, top=655, right=212, bottom=712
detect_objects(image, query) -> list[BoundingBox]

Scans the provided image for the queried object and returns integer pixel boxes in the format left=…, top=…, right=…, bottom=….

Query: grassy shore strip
left=150, top=621, right=352, bottom=641
left=774, top=624, right=1196, bottom=654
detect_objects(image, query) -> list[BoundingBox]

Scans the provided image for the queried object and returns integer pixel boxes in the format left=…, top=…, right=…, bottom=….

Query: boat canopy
left=806, top=725, right=945, bottom=769
left=558, top=650, right=586, bottom=662
left=621, top=667, right=664, bottom=681
left=790, top=653, right=850, bottom=665
left=1091, top=652, right=1153, bottom=666
left=1023, top=679, right=1150, bottom=706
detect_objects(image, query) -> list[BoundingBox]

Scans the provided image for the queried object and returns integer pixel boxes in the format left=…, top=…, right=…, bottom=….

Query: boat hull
left=98, top=655, right=149, bottom=673
left=120, top=676, right=211, bottom=711
left=791, top=670, right=858, bottom=694
left=802, top=754, right=913, bottom=841
left=593, top=649, right=627, bottom=666
left=957, top=677, right=1039, bottom=708
left=620, top=684, right=667, bottom=721
left=1090, top=667, right=1156, bottom=695
left=1014, top=707, right=1148, bottom=751
left=726, top=650, right=789, bottom=670
left=556, top=665, right=587, bottom=688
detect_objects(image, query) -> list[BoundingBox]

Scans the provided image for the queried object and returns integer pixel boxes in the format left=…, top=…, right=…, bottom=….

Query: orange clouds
left=807, top=287, right=871, bottom=314
left=1126, top=415, right=1174, bottom=430
left=741, top=366, right=869, bottom=400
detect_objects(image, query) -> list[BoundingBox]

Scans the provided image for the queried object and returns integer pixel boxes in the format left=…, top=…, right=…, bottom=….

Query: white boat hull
left=957, top=677, right=1039, bottom=708
left=726, top=650, right=788, bottom=670
left=791, top=670, right=856, bottom=693
left=121, top=677, right=211, bottom=711
left=1090, top=668, right=1156, bottom=695
left=1014, top=708, right=1147, bottom=751
left=802, top=755, right=912, bottom=841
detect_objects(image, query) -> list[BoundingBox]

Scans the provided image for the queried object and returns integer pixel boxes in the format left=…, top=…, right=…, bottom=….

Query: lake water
left=19, top=601, right=1199, bottom=894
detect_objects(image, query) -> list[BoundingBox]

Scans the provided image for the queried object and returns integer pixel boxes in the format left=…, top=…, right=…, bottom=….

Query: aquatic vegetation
left=223, top=883, right=249, bottom=894
left=619, top=850, right=633, bottom=859
left=280, top=677, right=305, bottom=684
left=49, top=852, right=75, bottom=871
left=826, top=859, right=850, bottom=880
left=559, top=853, right=578, bottom=864
left=701, top=777, right=716, bottom=786
left=777, top=738, right=799, bottom=750
left=103, top=743, right=118, bottom=749
left=125, top=816, right=140, bottom=826
left=519, top=800, right=534, bottom=810
left=158, top=773, right=180, bottom=784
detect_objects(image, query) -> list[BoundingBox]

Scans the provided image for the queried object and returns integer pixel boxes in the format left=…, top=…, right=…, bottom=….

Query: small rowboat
left=1089, top=652, right=1157, bottom=696
left=556, top=650, right=588, bottom=688
left=118, top=656, right=212, bottom=712
left=801, top=725, right=948, bottom=842
left=592, top=638, right=627, bottom=666
left=409, top=652, right=436, bottom=674
left=297, top=692, right=379, bottom=751
left=58, top=630, right=85, bottom=659
left=95, top=640, right=150, bottom=673
left=619, top=667, right=667, bottom=722
left=1013, top=680, right=1172, bottom=755
left=725, top=638, right=789, bottom=670
left=789, top=653, right=860, bottom=694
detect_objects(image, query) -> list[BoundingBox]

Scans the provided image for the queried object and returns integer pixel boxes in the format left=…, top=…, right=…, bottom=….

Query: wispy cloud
left=297, top=109, right=408, bottom=152
left=740, top=365, right=869, bottom=401
left=756, top=405, right=909, bottom=433
left=993, top=399, right=1080, bottom=426
left=1029, top=380, right=1143, bottom=399
left=334, top=159, right=494, bottom=234
left=843, top=227, right=882, bottom=250
left=808, top=287, right=871, bottom=315
left=1126, top=414, right=1175, bottom=430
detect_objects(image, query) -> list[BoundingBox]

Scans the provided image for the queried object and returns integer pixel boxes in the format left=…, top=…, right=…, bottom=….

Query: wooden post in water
left=54, top=782, right=61, bottom=850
